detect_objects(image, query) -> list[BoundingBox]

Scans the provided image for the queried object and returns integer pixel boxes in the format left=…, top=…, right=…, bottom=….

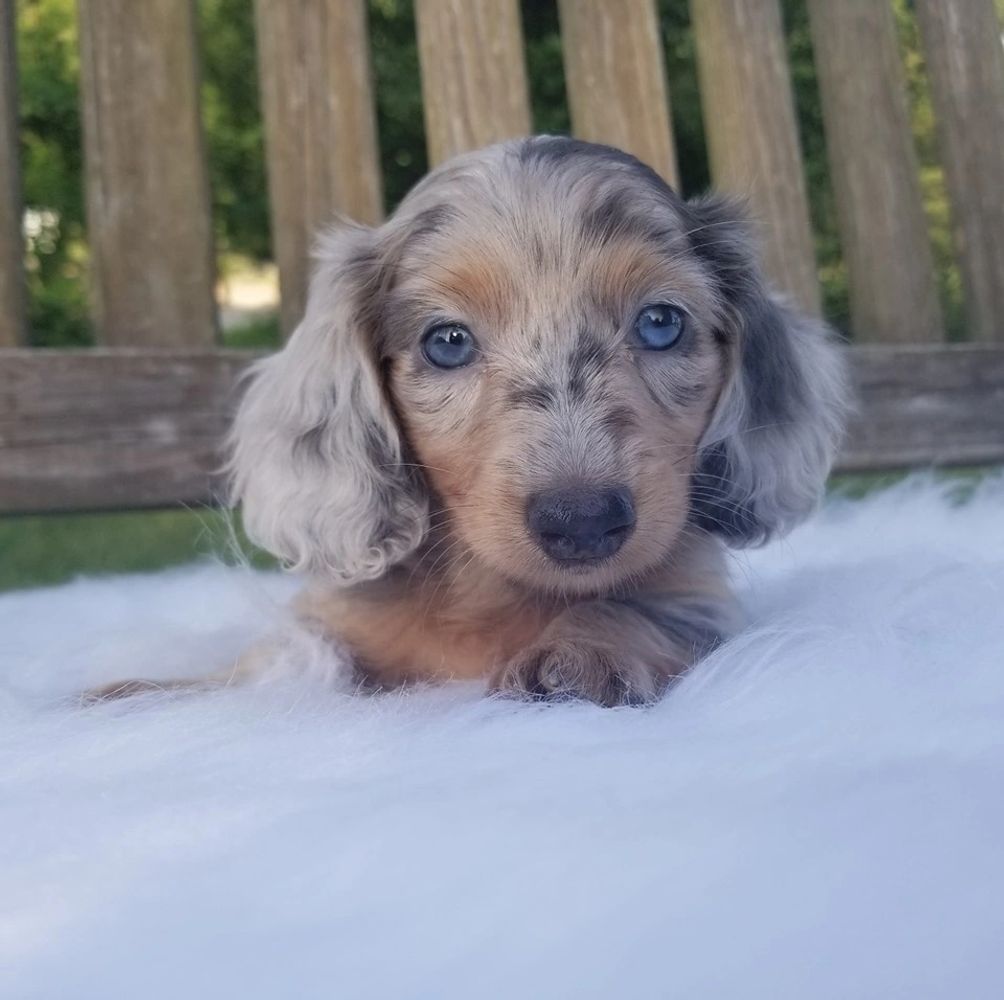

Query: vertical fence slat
left=690, top=0, right=820, bottom=315
left=78, top=0, right=216, bottom=347
left=415, top=0, right=531, bottom=166
left=807, top=0, right=942, bottom=343
left=915, top=0, right=1004, bottom=344
left=255, top=0, right=382, bottom=338
left=0, top=0, right=25, bottom=346
left=557, top=0, right=678, bottom=187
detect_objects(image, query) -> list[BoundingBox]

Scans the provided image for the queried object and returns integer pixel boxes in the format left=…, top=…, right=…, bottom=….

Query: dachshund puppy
left=222, top=136, right=849, bottom=705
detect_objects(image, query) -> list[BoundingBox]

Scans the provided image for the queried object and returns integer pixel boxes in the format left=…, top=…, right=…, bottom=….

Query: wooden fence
left=2, top=0, right=1003, bottom=513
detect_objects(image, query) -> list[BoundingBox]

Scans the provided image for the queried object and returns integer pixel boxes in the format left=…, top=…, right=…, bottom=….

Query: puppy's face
left=230, top=138, right=847, bottom=590
left=382, top=156, right=728, bottom=592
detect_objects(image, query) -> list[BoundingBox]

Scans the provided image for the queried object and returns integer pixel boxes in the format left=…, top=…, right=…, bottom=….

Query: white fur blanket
left=2, top=477, right=1003, bottom=999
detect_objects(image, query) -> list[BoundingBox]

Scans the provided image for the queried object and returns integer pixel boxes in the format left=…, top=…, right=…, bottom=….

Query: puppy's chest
left=295, top=583, right=554, bottom=686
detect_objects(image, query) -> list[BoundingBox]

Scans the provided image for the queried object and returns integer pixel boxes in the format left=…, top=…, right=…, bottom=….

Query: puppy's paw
left=490, top=642, right=663, bottom=707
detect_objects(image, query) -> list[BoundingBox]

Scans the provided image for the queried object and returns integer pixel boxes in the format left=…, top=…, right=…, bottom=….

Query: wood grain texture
left=915, top=0, right=1004, bottom=344
left=690, top=0, right=820, bottom=315
left=78, top=0, right=217, bottom=347
left=841, top=343, right=1004, bottom=469
left=415, top=0, right=532, bottom=165
left=557, top=0, right=678, bottom=187
left=806, top=0, right=943, bottom=343
left=0, top=0, right=25, bottom=347
left=2, top=345, right=1002, bottom=513
left=0, top=350, right=251, bottom=511
left=255, top=0, right=383, bottom=337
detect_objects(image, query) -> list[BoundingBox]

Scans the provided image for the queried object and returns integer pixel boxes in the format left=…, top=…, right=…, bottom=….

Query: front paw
left=490, top=642, right=663, bottom=707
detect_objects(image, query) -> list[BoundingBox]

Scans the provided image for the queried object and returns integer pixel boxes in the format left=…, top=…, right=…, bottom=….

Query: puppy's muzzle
left=527, top=487, right=635, bottom=563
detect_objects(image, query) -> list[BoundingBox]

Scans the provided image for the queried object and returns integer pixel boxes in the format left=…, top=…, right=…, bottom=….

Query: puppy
left=97, top=136, right=847, bottom=706
left=222, top=136, right=848, bottom=706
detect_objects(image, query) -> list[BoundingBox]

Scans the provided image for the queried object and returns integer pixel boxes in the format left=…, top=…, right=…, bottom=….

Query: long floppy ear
left=228, top=223, right=428, bottom=582
left=687, top=194, right=850, bottom=546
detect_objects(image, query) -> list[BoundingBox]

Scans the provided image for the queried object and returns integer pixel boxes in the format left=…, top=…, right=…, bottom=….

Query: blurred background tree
left=18, top=0, right=88, bottom=345
left=17, top=0, right=990, bottom=348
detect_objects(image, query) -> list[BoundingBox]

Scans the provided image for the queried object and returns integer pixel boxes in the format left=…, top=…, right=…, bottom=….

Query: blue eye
left=634, top=303, right=686, bottom=350
left=422, top=323, right=477, bottom=369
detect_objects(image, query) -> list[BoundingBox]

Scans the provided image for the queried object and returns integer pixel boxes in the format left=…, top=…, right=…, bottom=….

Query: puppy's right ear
left=228, top=223, right=428, bottom=583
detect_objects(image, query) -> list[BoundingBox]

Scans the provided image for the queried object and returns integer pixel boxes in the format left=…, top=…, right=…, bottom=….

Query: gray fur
left=617, top=597, right=732, bottom=660
left=227, top=223, right=428, bottom=583
left=686, top=194, right=850, bottom=545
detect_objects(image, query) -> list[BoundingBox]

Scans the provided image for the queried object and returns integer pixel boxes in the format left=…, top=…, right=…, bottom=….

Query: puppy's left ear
left=687, top=194, right=850, bottom=546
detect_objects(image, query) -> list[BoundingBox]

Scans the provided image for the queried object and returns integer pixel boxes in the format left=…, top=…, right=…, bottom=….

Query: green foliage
left=198, top=0, right=270, bottom=261
left=17, top=0, right=90, bottom=345
left=521, top=1, right=570, bottom=136
left=657, top=0, right=709, bottom=196
left=222, top=313, right=281, bottom=350
left=369, top=0, right=428, bottom=210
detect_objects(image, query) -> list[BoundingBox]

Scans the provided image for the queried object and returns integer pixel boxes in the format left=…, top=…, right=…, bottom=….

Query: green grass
left=0, top=507, right=276, bottom=592
left=222, top=313, right=281, bottom=349
left=827, top=466, right=999, bottom=502
left=1, top=467, right=998, bottom=593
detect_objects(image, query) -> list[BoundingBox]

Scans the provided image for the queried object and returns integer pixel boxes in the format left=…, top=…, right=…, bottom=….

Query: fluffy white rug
left=2, top=477, right=1003, bottom=999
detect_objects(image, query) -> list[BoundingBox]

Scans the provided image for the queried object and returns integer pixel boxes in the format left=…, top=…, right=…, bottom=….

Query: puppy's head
left=230, top=137, right=847, bottom=592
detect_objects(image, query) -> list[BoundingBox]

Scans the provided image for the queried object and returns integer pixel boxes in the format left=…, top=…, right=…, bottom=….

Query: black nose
left=527, top=487, right=636, bottom=563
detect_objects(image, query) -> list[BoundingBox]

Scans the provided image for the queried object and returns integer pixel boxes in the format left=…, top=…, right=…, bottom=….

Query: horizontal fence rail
left=0, top=0, right=1003, bottom=514
left=0, top=350, right=250, bottom=512
left=2, top=344, right=1003, bottom=514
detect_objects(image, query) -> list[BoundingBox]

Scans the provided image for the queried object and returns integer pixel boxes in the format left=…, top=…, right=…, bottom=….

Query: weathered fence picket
left=690, top=0, right=820, bottom=316
left=558, top=0, right=679, bottom=188
left=807, top=0, right=943, bottom=343
left=915, top=0, right=1004, bottom=344
left=78, top=0, right=217, bottom=347
left=415, top=0, right=532, bottom=165
left=255, top=0, right=383, bottom=337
